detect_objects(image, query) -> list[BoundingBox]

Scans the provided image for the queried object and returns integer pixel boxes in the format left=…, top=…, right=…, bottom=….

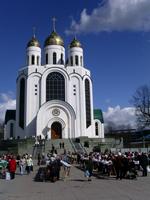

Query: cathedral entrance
left=51, top=122, right=62, bottom=139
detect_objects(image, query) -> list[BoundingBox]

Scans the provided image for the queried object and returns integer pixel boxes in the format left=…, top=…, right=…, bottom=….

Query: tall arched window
left=85, top=79, right=91, bottom=128
left=53, top=52, right=57, bottom=64
left=61, top=53, right=64, bottom=64
left=46, top=72, right=65, bottom=101
left=10, top=123, right=13, bottom=138
left=70, top=56, right=73, bottom=66
left=75, top=55, right=79, bottom=66
left=31, top=55, right=35, bottom=65
left=19, top=78, right=25, bottom=129
left=37, top=56, right=39, bottom=66
left=95, top=122, right=99, bottom=136
left=46, top=53, right=48, bottom=64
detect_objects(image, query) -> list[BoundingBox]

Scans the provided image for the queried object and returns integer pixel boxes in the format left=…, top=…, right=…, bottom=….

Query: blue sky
left=0, top=0, right=150, bottom=127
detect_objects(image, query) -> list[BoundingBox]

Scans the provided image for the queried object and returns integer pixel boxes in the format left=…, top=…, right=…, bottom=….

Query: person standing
left=9, top=155, right=16, bottom=179
left=84, top=154, right=93, bottom=181
left=19, top=156, right=26, bottom=175
left=140, top=153, right=148, bottom=176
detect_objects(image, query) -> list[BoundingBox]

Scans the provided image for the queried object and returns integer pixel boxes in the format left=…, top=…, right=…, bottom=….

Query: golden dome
left=44, top=31, right=64, bottom=47
left=27, top=37, right=40, bottom=48
left=70, top=38, right=82, bottom=48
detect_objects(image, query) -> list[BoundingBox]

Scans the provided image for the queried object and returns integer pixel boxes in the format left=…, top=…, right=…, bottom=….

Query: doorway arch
left=51, top=122, right=62, bottom=139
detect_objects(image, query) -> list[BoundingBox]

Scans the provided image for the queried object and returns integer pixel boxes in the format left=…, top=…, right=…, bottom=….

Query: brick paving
left=0, top=163, right=150, bottom=200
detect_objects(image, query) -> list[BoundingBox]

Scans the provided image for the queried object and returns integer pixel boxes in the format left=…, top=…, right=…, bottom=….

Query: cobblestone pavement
left=0, top=164, right=150, bottom=200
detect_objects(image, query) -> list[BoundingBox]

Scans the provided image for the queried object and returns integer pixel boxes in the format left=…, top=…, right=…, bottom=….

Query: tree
left=131, top=85, right=150, bottom=128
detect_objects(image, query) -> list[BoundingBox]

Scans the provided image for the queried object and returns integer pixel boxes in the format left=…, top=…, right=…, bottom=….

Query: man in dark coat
left=140, top=153, right=148, bottom=176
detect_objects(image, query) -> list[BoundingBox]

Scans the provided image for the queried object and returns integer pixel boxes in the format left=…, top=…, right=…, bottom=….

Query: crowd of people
left=77, top=151, right=150, bottom=180
left=0, top=149, right=150, bottom=182
left=0, top=153, right=33, bottom=180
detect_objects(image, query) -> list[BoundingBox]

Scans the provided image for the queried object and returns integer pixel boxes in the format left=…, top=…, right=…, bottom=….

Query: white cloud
left=66, top=0, right=150, bottom=34
left=0, top=92, right=16, bottom=122
left=103, top=105, right=137, bottom=129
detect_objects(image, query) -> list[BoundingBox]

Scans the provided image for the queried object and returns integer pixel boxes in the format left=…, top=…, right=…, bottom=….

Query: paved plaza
left=0, top=163, right=150, bottom=200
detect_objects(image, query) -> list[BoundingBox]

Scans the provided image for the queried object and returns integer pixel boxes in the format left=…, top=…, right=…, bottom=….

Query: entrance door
left=51, top=122, right=62, bottom=139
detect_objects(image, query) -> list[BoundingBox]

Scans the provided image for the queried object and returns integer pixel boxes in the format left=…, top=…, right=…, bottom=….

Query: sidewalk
left=0, top=163, right=150, bottom=200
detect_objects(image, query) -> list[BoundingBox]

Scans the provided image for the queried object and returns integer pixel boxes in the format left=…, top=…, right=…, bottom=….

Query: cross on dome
left=52, top=17, right=57, bottom=32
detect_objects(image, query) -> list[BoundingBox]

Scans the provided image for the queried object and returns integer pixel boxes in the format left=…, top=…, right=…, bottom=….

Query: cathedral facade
left=4, top=25, right=104, bottom=140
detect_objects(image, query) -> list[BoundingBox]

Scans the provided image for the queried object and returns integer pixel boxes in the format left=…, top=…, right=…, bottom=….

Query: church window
left=46, top=72, right=65, bottom=101
left=31, top=55, right=35, bottom=65
left=80, top=56, right=83, bottom=66
left=35, top=93, right=37, bottom=95
left=71, top=56, right=73, bottom=66
left=27, top=55, right=29, bottom=65
left=37, top=56, right=39, bottom=65
left=35, top=84, right=37, bottom=87
left=53, top=52, right=57, bottom=64
left=10, top=123, right=13, bottom=138
left=19, top=78, right=25, bottom=129
left=61, top=53, right=64, bottom=64
left=95, top=122, right=99, bottom=136
left=85, top=79, right=91, bottom=128
left=46, top=53, right=48, bottom=64
left=75, top=55, right=79, bottom=66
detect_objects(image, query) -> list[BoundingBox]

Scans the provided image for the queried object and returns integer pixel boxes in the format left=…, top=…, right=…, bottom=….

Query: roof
left=5, top=110, right=16, bottom=124
left=94, top=109, right=104, bottom=123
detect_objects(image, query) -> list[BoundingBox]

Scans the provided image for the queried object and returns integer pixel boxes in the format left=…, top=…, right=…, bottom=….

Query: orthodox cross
left=52, top=17, right=57, bottom=31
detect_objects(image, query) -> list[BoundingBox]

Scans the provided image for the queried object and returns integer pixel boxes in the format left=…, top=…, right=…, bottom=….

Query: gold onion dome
left=27, top=36, right=40, bottom=48
left=70, top=38, right=82, bottom=48
left=44, top=31, right=64, bottom=47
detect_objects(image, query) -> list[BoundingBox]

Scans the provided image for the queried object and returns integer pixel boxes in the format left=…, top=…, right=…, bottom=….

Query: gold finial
left=52, top=17, right=57, bottom=32
left=32, top=26, right=36, bottom=38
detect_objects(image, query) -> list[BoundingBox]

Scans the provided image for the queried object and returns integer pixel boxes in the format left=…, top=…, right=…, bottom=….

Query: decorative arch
left=36, top=100, right=76, bottom=139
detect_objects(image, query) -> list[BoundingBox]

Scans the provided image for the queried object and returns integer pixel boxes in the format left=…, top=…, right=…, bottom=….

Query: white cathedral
left=4, top=23, right=104, bottom=140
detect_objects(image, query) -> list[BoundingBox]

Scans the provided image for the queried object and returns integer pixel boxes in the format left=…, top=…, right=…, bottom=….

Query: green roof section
left=5, top=110, right=16, bottom=124
left=94, top=109, right=104, bottom=123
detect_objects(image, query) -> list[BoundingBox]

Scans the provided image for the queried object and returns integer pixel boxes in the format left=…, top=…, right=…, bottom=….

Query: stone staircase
left=44, top=139, right=75, bottom=155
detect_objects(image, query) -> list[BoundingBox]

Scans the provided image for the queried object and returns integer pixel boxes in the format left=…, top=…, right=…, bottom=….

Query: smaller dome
left=70, top=38, right=82, bottom=48
left=27, top=37, right=40, bottom=48
left=44, top=31, right=64, bottom=47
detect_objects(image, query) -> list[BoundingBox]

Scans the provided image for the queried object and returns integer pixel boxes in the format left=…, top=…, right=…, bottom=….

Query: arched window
left=70, top=56, right=73, bottom=66
left=85, top=79, right=91, bottom=128
left=37, top=56, right=39, bottom=66
left=61, top=53, right=64, bottom=64
left=75, top=55, right=79, bottom=66
left=46, top=53, right=48, bottom=64
left=53, top=52, right=57, bottom=64
left=19, top=78, right=25, bottom=129
left=27, top=55, right=29, bottom=65
left=80, top=56, right=83, bottom=66
left=95, top=122, right=99, bottom=136
left=31, top=55, right=35, bottom=65
left=46, top=72, right=65, bottom=101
